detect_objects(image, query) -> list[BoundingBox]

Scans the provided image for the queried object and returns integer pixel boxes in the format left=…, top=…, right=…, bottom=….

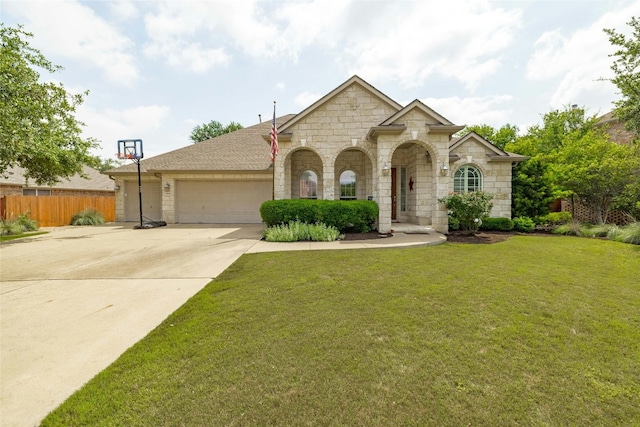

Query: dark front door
left=391, top=167, right=397, bottom=220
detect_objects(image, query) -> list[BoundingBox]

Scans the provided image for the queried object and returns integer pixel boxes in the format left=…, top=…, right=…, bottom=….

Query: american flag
left=270, top=102, right=278, bottom=163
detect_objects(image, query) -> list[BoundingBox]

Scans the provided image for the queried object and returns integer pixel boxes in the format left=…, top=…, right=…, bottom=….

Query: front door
left=391, top=168, right=397, bottom=220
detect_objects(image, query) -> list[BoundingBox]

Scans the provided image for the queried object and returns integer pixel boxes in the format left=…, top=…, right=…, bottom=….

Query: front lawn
left=42, top=236, right=640, bottom=426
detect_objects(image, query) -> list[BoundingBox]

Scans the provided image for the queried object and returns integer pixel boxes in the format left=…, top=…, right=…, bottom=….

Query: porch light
left=114, top=184, right=120, bottom=191
left=382, top=162, right=390, bottom=175
left=440, top=162, right=449, bottom=176
left=164, top=182, right=170, bottom=190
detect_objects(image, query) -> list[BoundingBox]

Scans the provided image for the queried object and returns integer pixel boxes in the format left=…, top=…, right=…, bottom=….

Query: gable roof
left=278, top=75, right=402, bottom=133
left=106, top=115, right=296, bottom=175
left=380, top=99, right=457, bottom=126
left=1, top=165, right=115, bottom=191
left=449, top=132, right=528, bottom=162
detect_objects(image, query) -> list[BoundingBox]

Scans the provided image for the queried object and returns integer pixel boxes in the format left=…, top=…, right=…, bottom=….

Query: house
left=106, top=76, right=526, bottom=233
left=0, top=165, right=116, bottom=197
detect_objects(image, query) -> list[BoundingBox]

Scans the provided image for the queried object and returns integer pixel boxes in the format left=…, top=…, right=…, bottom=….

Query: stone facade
left=274, top=76, right=525, bottom=233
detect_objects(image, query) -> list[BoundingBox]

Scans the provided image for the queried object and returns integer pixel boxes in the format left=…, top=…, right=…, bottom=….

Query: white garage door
left=176, top=180, right=271, bottom=223
left=124, top=181, right=162, bottom=222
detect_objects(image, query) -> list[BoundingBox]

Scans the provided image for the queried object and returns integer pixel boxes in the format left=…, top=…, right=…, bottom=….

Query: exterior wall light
left=164, top=182, right=171, bottom=190
left=440, top=163, right=449, bottom=176
left=382, top=162, right=390, bottom=176
left=114, top=184, right=120, bottom=191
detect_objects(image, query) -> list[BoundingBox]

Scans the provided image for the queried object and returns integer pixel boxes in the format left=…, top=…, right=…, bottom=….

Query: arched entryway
left=333, top=148, right=374, bottom=200
left=390, top=142, right=437, bottom=225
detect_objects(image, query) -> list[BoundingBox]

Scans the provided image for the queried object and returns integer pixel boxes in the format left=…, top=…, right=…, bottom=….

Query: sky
left=3, top=0, right=639, bottom=159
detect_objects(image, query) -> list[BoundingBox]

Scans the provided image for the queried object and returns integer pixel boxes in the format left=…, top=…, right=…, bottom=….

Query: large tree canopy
left=0, top=24, right=97, bottom=185
left=189, top=120, right=243, bottom=143
left=605, top=17, right=640, bottom=138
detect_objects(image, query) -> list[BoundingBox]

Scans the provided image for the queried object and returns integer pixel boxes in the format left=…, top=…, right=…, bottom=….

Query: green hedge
left=479, top=217, right=514, bottom=231
left=260, top=199, right=378, bottom=233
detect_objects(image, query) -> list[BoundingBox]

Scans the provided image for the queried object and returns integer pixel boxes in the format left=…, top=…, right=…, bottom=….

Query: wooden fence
left=1, top=195, right=115, bottom=227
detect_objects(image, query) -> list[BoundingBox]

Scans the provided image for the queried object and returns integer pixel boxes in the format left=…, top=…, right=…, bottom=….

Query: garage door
left=176, top=180, right=271, bottom=223
left=124, top=181, right=162, bottom=222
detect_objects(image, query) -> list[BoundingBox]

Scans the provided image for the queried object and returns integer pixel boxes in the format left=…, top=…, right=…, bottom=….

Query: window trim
left=299, top=170, right=318, bottom=199
left=454, top=165, right=482, bottom=193
left=339, top=169, right=357, bottom=200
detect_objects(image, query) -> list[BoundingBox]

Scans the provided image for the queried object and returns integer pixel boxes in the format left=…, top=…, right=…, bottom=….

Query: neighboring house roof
left=596, top=111, right=636, bottom=145
left=106, top=115, right=296, bottom=175
left=1, top=165, right=115, bottom=191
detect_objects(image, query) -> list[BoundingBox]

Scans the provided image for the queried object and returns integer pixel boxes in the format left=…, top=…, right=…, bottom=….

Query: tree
left=458, top=124, right=519, bottom=150
left=189, top=120, right=243, bottom=143
left=605, top=17, right=640, bottom=137
left=511, top=157, right=556, bottom=219
left=550, top=129, right=639, bottom=223
left=90, top=156, right=123, bottom=172
left=504, top=106, right=598, bottom=220
left=0, top=24, right=97, bottom=185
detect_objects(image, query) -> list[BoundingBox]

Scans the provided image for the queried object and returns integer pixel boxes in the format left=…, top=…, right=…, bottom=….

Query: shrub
left=513, top=216, right=535, bottom=232
left=480, top=217, right=514, bottom=231
left=71, top=209, right=106, bottom=226
left=439, top=191, right=493, bottom=235
left=553, top=222, right=586, bottom=236
left=614, top=222, right=640, bottom=245
left=263, top=220, right=341, bottom=242
left=0, top=220, right=25, bottom=236
left=538, top=211, right=572, bottom=225
left=260, top=200, right=378, bottom=233
left=0, top=211, right=39, bottom=236
left=16, top=211, right=38, bottom=231
left=585, top=223, right=617, bottom=238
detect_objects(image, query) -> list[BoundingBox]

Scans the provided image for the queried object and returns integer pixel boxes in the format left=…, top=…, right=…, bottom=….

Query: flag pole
left=271, top=101, right=276, bottom=200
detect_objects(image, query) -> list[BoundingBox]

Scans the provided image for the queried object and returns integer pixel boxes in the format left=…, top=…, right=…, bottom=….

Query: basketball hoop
left=116, top=139, right=143, bottom=161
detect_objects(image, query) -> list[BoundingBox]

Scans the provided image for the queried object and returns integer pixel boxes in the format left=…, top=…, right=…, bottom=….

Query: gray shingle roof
left=1, top=165, right=114, bottom=191
left=106, top=115, right=296, bottom=174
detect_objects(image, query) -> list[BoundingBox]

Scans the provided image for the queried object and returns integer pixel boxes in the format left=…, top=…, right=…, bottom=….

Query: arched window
left=340, top=170, right=356, bottom=200
left=454, top=165, right=482, bottom=193
left=300, top=170, right=317, bottom=198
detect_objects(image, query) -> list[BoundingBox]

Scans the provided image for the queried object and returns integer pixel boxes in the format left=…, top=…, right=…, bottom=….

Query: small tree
left=439, top=191, right=494, bottom=235
left=189, top=120, right=243, bottom=143
left=604, top=17, right=640, bottom=137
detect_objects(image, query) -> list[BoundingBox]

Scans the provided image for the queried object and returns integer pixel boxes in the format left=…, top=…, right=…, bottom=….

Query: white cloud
left=294, top=91, right=323, bottom=108
left=420, top=95, right=514, bottom=127
left=526, top=1, right=640, bottom=109
left=109, top=1, right=139, bottom=21
left=79, top=104, right=172, bottom=158
left=4, top=0, right=140, bottom=85
left=338, top=1, right=521, bottom=90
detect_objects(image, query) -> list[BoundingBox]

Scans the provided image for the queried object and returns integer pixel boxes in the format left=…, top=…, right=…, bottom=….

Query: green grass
left=42, top=236, right=640, bottom=426
left=0, top=231, right=47, bottom=242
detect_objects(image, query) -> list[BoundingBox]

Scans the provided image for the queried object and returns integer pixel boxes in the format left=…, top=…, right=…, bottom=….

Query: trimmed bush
left=260, top=200, right=378, bottom=233
left=480, top=217, right=514, bottom=231
left=439, top=191, right=493, bottom=235
left=538, top=211, right=572, bottom=226
left=513, top=216, right=535, bottom=232
left=71, top=209, right=106, bottom=226
left=263, top=220, right=341, bottom=242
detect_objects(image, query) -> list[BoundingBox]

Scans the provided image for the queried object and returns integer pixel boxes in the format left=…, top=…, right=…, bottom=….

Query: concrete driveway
left=0, top=224, right=264, bottom=427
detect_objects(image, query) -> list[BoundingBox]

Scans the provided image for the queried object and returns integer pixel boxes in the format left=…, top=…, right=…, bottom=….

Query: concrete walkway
left=0, top=223, right=444, bottom=426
